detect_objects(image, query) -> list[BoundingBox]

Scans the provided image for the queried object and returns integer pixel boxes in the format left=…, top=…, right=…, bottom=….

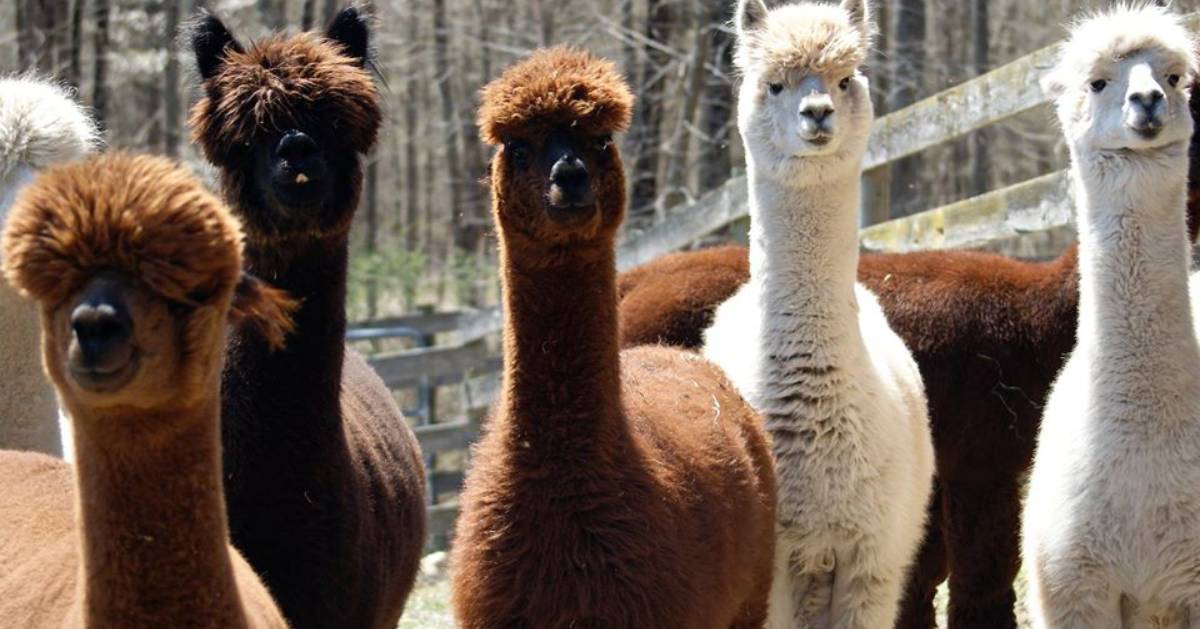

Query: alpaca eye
left=839, top=76, right=851, bottom=91
left=1169, top=74, right=1182, bottom=87
left=1090, top=79, right=1108, bottom=93
left=769, top=83, right=784, bottom=95
left=506, top=142, right=531, bottom=166
left=595, top=135, right=612, bottom=152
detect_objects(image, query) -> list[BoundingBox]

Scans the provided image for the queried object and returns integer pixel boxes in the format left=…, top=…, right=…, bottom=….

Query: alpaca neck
left=68, top=395, right=248, bottom=627
left=746, top=162, right=864, bottom=353
left=497, top=236, right=624, bottom=452
left=223, top=235, right=348, bottom=442
left=1072, top=144, right=1200, bottom=402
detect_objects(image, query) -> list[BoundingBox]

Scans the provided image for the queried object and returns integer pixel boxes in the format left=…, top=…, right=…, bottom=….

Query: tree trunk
left=432, top=0, right=467, bottom=258
left=697, top=3, right=733, bottom=196
left=404, top=13, right=422, bottom=254
left=628, top=0, right=673, bottom=225
left=888, top=0, right=925, bottom=217
left=662, top=3, right=710, bottom=208
left=92, top=0, right=111, bottom=133
left=66, top=0, right=85, bottom=89
left=970, top=0, right=990, bottom=196
left=302, top=0, right=317, bottom=29
left=163, top=0, right=182, bottom=157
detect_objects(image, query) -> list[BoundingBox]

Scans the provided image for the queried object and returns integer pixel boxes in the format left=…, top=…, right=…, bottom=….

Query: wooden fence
left=352, top=12, right=1200, bottom=551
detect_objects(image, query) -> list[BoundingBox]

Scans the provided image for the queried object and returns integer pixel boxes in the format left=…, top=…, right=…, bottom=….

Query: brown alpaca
left=615, top=95, right=1200, bottom=628
left=0, top=153, right=296, bottom=628
left=187, top=9, right=426, bottom=629
left=450, top=48, right=775, bottom=629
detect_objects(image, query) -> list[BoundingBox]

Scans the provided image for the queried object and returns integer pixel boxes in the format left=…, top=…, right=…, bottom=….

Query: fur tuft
left=2, top=153, right=244, bottom=309
left=734, top=1, right=870, bottom=77
left=189, top=32, right=381, bottom=163
left=231, top=274, right=299, bottom=350
left=477, top=46, right=634, bottom=145
left=0, top=76, right=99, bottom=195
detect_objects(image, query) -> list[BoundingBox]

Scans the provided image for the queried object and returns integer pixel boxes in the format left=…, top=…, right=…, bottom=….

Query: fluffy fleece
left=702, top=1, right=934, bottom=627
left=0, top=152, right=291, bottom=628
left=1022, top=5, right=1200, bottom=627
left=188, top=9, right=426, bottom=629
left=451, top=47, right=776, bottom=629
left=0, top=76, right=99, bottom=458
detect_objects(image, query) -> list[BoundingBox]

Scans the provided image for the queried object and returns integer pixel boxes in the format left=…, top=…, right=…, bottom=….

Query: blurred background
left=3, top=0, right=1195, bottom=319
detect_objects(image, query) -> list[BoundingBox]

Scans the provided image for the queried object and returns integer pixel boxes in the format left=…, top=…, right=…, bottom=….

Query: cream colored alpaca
left=0, top=76, right=98, bottom=457
left=1022, top=5, right=1200, bottom=628
left=701, top=1, right=933, bottom=627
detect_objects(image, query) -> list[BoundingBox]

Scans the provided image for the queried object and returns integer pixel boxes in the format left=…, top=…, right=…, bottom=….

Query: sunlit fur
left=0, top=76, right=99, bottom=458
left=1022, top=5, right=1200, bottom=628
left=703, top=1, right=934, bottom=627
left=451, top=47, right=776, bottom=629
left=0, top=153, right=292, bottom=628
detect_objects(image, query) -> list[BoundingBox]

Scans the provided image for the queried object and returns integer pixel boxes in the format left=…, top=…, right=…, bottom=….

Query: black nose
left=1129, top=89, right=1165, bottom=111
left=276, top=130, right=319, bottom=162
left=71, top=288, right=132, bottom=373
left=800, top=103, right=835, bottom=124
left=549, top=156, right=593, bottom=207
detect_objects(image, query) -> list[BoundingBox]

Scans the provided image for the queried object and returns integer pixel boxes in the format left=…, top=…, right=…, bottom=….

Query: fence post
left=860, top=166, right=891, bottom=228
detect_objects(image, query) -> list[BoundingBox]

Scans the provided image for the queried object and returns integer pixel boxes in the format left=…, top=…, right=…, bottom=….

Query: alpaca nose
left=277, top=131, right=319, bottom=162
left=70, top=284, right=133, bottom=375
left=800, top=101, right=835, bottom=125
left=1129, top=89, right=1165, bottom=110
left=548, top=156, right=594, bottom=208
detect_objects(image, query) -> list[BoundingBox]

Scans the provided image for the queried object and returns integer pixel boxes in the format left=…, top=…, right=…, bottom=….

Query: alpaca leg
left=828, top=545, right=904, bottom=629
left=895, top=483, right=948, bottom=629
left=1026, top=554, right=1120, bottom=629
left=767, top=544, right=833, bottom=629
left=943, top=477, right=1022, bottom=629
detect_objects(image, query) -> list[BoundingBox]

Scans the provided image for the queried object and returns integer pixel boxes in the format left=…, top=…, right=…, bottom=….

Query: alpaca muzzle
left=68, top=275, right=136, bottom=391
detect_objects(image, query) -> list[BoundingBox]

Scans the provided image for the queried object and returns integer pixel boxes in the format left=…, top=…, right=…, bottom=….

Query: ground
left=399, top=552, right=1035, bottom=628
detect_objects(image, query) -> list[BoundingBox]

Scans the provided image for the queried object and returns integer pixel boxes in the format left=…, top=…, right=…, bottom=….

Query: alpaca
left=188, top=9, right=426, bottom=629
left=700, top=1, right=934, bottom=627
left=616, top=71, right=1200, bottom=629
left=449, top=47, right=776, bottom=629
left=1022, top=6, right=1200, bottom=627
left=0, top=76, right=99, bottom=457
left=0, top=153, right=297, bottom=628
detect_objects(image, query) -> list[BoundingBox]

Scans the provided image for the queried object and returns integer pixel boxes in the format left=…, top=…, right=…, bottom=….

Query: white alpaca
left=702, top=1, right=933, bottom=627
left=1021, top=5, right=1200, bottom=628
left=0, top=76, right=98, bottom=458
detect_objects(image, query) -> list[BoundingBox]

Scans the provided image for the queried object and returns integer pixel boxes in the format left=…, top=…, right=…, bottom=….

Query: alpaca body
left=704, top=2, right=933, bottom=626
left=1022, top=8, right=1200, bottom=627
left=451, top=47, right=775, bottom=629
left=705, top=175, right=932, bottom=629
left=0, top=77, right=98, bottom=457
left=188, top=13, right=426, bottom=627
left=0, top=154, right=293, bottom=629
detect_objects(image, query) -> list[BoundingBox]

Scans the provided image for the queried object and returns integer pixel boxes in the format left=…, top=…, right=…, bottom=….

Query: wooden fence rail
left=353, top=12, right=1199, bottom=550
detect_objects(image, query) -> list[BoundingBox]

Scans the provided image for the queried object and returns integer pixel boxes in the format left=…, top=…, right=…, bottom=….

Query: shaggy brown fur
left=450, top=48, right=776, bottom=629
left=189, top=9, right=425, bottom=629
left=0, top=153, right=294, bottom=628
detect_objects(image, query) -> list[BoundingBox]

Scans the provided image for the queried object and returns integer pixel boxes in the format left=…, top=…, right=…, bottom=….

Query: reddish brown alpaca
left=450, top=48, right=776, bottom=629
left=616, top=91, right=1200, bottom=629
left=188, top=10, right=425, bottom=629
left=0, top=153, right=296, bottom=628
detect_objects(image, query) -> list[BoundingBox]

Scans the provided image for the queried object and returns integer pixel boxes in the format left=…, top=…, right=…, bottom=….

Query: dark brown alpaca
left=450, top=48, right=776, bottom=629
left=615, top=91, right=1200, bottom=628
left=0, top=153, right=296, bottom=628
left=188, top=9, right=425, bottom=629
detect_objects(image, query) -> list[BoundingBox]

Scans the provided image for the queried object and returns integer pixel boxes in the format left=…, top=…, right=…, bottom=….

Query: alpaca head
left=2, top=154, right=296, bottom=415
left=189, top=7, right=380, bottom=244
left=478, top=47, right=634, bottom=252
left=1043, top=3, right=1196, bottom=158
left=0, top=76, right=99, bottom=215
left=734, top=0, right=873, bottom=183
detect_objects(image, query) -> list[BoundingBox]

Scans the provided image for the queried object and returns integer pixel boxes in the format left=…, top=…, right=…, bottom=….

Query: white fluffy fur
left=702, top=1, right=933, bottom=627
left=0, top=76, right=98, bottom=458
left=1022, top=5, right=1200, bottom=628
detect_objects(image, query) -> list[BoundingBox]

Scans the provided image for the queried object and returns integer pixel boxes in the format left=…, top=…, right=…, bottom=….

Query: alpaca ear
left=1039, top=65, right=1068, bottom=100
left=841, top=0, right=872, bottom=42
left=326, top=6, right=370, bottom=67
left=230, top=274, right=299, bottom=351
left=736, top=0, right=769, bottom=35
left=191, top=12, right=244, bottom=81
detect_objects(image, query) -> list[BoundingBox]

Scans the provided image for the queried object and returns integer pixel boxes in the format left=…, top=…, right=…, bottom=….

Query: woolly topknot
left=1047, top=2, right=1198, bottom=94
left=477, top=46, right=634, bottom=145
left=0, top=75, right=99, bottom=191
left=190, top=33, right=381, bottom=162
left=3, top=153, right=244, bottom=310
left=735, top=1, right=871, bottom=78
